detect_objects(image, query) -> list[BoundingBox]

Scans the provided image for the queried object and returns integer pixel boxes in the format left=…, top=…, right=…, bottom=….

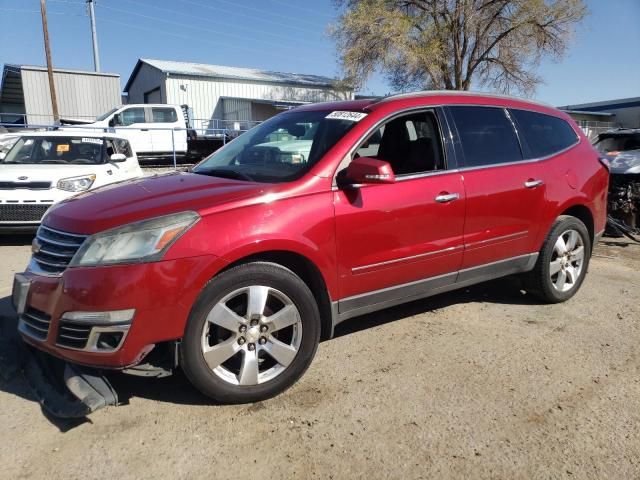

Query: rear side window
left=510, top=109, right=578, bottom=159
left=152, top=107, right=178, bottom=123
left=449, top=106, right=522, bottom=167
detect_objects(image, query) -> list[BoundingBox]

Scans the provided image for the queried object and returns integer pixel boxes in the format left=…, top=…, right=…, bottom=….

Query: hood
left=43, top=171, right=267, bottom=234
left=59, top=117, right=98, bottom=125
left=0, top=163, right=101, bottom=183
left=607, top=149, right=640, bottom=174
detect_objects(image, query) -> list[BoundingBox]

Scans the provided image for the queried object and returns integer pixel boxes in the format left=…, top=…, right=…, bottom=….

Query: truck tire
left=180, top=262, right=321, bottom=403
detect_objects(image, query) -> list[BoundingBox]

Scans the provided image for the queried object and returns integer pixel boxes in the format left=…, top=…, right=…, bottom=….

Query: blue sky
left=0, top=0, right=638, bottom=106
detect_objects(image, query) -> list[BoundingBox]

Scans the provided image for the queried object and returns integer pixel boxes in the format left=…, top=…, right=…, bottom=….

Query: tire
left=525, top=215, right=591, bottom=303
left=180, top=262, right=321, bottom=403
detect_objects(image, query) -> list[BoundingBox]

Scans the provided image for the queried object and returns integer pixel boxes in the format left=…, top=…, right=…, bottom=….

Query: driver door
left=334, top=110, right=465, bottom=313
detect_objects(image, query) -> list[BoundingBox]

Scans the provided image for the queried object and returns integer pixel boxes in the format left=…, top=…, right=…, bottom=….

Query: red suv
left=13, top=92, right=609, bottom=403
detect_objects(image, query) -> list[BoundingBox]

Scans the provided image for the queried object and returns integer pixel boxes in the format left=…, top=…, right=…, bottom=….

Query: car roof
left=294, top=90, right=557, bottom=115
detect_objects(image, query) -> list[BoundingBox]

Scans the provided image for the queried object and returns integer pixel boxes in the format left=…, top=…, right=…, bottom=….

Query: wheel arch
left=221, top=250, right=334, bottom=341
left=559, top=203, right=595, bottom=247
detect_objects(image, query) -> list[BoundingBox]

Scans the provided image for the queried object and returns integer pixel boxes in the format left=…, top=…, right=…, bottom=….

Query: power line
left=119, top=0, right=317, bottom=46
left=266, top=0, right=335, bottom=19
left=0, top=7, right=83, bottom=17
left=173, top=0, right=316, bottom=34
left=97, top=3, right=302, bottom=51
left=98, top=16, right=289, bottom=61
left=206, top=0, right=320, bottom=27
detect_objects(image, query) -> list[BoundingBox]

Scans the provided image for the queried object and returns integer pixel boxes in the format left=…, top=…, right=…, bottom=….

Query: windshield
left=2, top=136, right=105, bottom=165
left=192, top=110, right=361, bottom=183
left=595, top=133, right=640, bottom=154
left=96, top=108, right=119, bottom=122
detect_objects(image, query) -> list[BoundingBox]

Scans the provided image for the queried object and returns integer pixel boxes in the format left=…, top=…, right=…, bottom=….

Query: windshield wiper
left=195, top=168, right=254, bottom=182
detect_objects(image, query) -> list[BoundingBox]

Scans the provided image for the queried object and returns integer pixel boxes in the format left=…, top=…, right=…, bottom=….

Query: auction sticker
left=82, top=137, right=103, bottom=145
left=325, top=111, right=368, bottom=122
left=56, top=144, right=70, bottom=153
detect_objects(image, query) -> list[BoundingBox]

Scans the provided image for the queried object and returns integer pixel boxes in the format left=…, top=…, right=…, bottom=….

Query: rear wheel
left=526, top=215, right=591, bottom=303
left=180, top=262, right=321, bottom=403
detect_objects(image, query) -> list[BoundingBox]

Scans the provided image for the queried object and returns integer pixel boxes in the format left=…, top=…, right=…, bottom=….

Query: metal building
left=0, top=64, right=121, bottom=125
left=559, top=96, right=640, bottom=140
left=123, top=59, right=354, bottom=131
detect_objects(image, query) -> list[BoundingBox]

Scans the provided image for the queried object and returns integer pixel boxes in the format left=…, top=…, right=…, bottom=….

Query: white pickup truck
left=60, top=104, right=190, bottom=162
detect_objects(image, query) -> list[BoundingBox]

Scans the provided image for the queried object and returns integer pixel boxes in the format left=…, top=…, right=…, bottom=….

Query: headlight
left=70, top=211, right=200, bottom=267
left=57, top=174, right=96, bottom=192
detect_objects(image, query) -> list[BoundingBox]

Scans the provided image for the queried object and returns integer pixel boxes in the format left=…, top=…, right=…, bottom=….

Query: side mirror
left=343, top=157, right=395, bottom=185
left=109, top=113, right=121, bottom=127
left=110, top=153, right=127, bottom=163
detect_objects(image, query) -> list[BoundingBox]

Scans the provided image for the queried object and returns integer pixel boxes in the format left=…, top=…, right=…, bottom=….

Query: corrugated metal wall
left=163, top=75, right=353, bottom=123
left=21, top=68, right=121, bottom=125
left=126, top=63, right=166, bottom=105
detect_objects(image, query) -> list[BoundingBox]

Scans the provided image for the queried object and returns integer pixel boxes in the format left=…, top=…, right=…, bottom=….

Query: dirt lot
left=0, top=235, right=638, bottom=479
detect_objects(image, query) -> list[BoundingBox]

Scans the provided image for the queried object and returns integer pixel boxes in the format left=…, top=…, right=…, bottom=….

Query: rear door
left=446, top=106, right=547, bottom=270
left=149, top=107, right=186, bottom=154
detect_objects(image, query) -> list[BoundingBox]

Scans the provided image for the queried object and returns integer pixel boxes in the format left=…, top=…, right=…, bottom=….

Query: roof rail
left=374, top=90, right=554, bottom=109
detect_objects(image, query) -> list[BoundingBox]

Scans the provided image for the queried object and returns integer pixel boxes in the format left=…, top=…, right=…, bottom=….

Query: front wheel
left=525, top=215, right=591, bottom=303
left=180, top=262, right=321, bottom=403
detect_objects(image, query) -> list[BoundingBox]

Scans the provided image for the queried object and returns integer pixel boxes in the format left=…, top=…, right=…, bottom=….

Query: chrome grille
left=32, top=225, right=87, bottom=275
left=56, top=321, right=92, bottom=350
left=0, top=204, right=51, bottom=222
left=19, top=307, right=52, bottom=340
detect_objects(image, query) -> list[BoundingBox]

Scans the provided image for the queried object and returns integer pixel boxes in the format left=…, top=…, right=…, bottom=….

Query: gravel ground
left=0, top=235, right=638, bottom=479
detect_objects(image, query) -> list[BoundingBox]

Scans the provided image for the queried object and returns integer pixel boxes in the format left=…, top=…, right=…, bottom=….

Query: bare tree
left=331, top=0, right=587, bottom=95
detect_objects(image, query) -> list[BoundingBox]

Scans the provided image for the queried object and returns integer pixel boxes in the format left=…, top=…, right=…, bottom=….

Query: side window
left=114, top=139, right=133, bottom=157
left=354, top=111, right=445, bottom=175
left=120, top=107, right=146, bottom=126
left=152, top=107, right=178, bottom=123
left=509, top=109, right=579, bottom=159
left=449, top=106, right=522, bottom=167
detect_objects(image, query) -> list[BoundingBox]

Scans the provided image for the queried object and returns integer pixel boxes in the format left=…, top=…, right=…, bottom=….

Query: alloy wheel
left=200, top=285, right=302, bottom=386
left=549, top=229, right=585, bottom=293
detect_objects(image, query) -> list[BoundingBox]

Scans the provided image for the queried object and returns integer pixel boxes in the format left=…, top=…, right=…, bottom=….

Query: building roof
left=3, top=64, right=119, bottom=78
left=124, top=58, right=338, bottom=92
left=558, top=97, right=640, bottom=112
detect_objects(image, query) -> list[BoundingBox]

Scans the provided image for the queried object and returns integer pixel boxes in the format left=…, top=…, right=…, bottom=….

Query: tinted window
left=510, top=109, right=578, bottom=158
left=120, top=108, right=145, bottom=126
left=354, top=111, right=445, bottom=174
left=152, top=107, right=178, bottom=123
left=450, top=106, right=522, bottom=167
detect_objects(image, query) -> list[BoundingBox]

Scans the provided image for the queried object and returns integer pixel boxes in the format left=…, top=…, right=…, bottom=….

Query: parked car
left=13, top=92, right=608, bottom=403
left=0, top=132, right=143, bottom=231
left=593, top=128, right=640, bottom=234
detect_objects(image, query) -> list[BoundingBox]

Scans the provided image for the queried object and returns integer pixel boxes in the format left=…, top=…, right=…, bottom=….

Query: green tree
left=332, top=0, right=587, bottom=95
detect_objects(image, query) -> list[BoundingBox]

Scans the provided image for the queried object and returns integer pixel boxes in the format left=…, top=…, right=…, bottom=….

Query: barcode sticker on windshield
left=82, top=137, right=103, bottom=145
left=325, top=111, right=368, bottom=122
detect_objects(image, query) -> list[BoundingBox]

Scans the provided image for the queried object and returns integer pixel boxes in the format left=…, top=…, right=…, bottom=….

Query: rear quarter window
left=152, top=108, right=178, bottom=123
left=509, top=109, right=579, bottom=159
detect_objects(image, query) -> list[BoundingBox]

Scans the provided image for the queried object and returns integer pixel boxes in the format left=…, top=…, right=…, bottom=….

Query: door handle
left=140, top=128, right=149, bottom=131
left=435, top=193, right=460, bottom=203
left=524, top=179, right=544, bottom=188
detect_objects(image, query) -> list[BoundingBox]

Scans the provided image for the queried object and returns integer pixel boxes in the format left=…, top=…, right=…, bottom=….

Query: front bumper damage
left=0, top=312, right=118, bottom=418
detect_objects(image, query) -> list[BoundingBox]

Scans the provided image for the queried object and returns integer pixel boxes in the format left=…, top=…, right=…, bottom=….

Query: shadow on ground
left=0, top=275, right=539, bottom=429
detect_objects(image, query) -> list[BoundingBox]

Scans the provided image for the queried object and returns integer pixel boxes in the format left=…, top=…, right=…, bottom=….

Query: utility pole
left=40, top=0, right=59, bottom=123
left=87, top=0, right=101, bottom=72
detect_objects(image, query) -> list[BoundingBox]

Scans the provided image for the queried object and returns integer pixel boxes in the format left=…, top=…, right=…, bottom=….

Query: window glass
left=152, top=107, right=178, bottom=123
left=193, top=110, right=359, bottom=183
left=114, top=139, right=133, bottom=157
left=2, top=136, right=104, bottom=165
left=449, top=106, right=522, bottom=167
left=354, top=111, right=444, bottom=175
left=595, top=133, right=640, bottom=154
left=120, top=108, right=145, bottom=126
left=510, top=109, right=578, bottom=158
